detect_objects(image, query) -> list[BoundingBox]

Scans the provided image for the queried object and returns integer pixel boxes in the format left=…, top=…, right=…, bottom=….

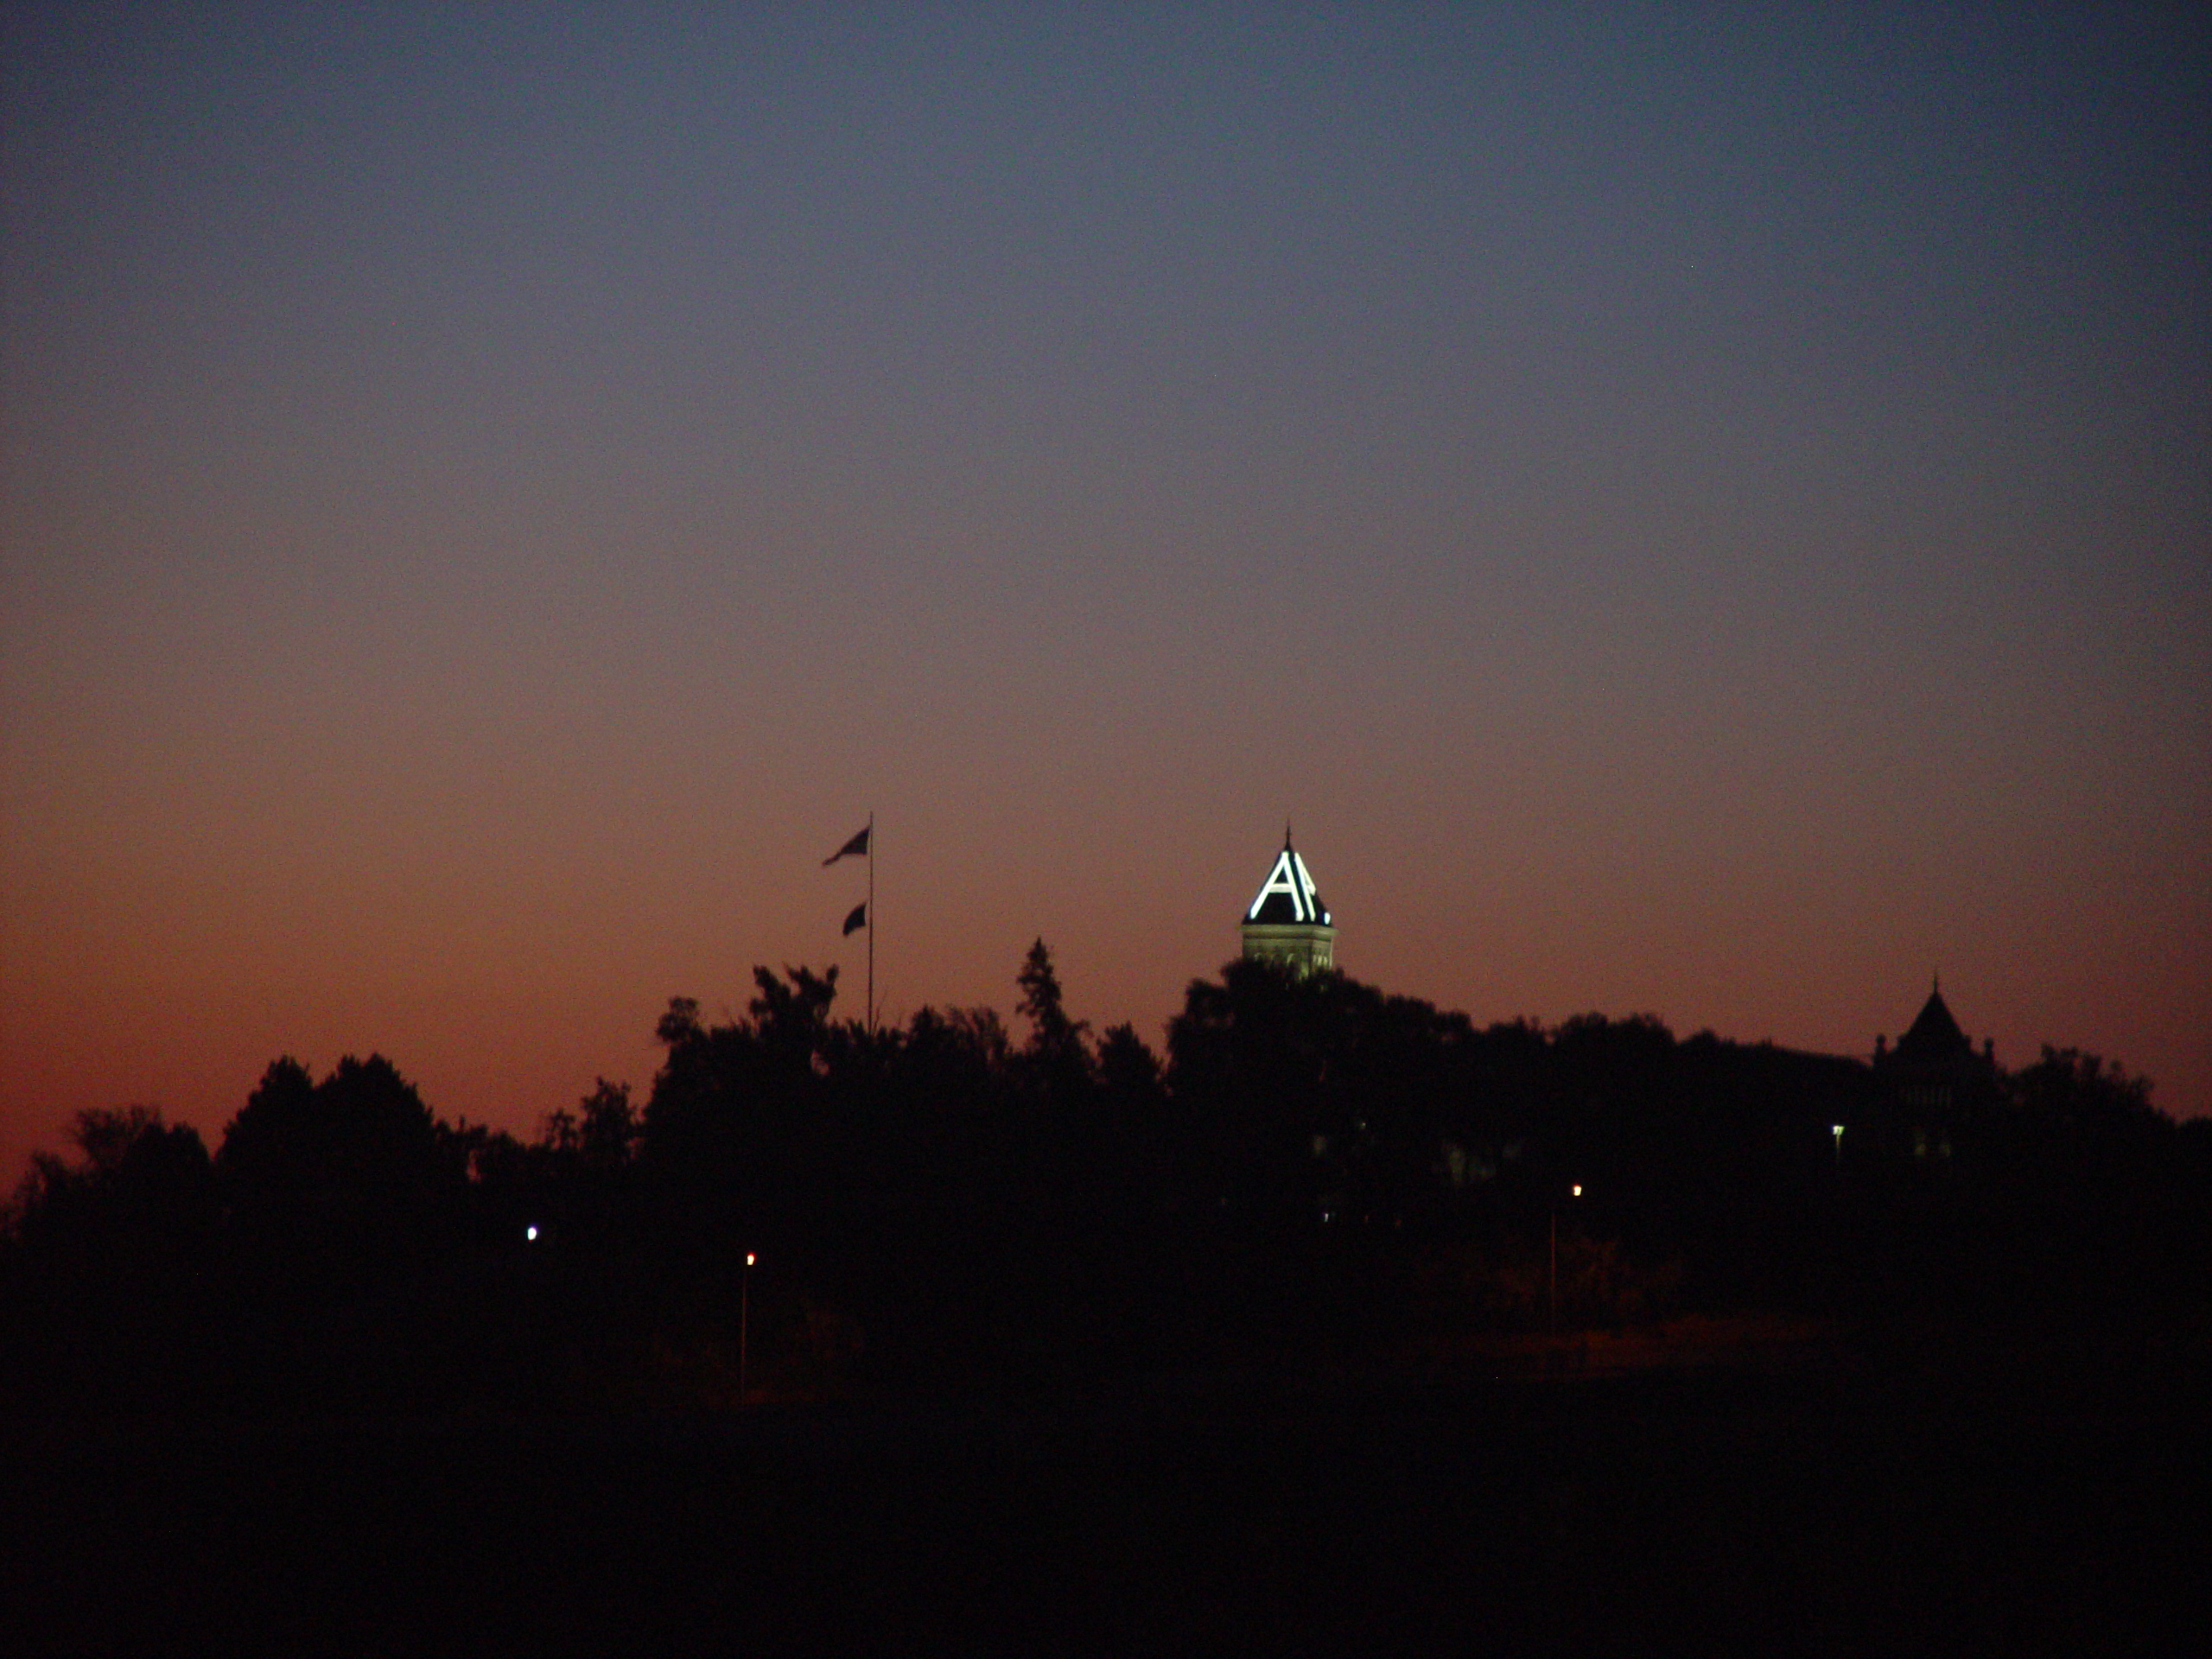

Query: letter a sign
left=1248, top=848, right=1326, bottom=924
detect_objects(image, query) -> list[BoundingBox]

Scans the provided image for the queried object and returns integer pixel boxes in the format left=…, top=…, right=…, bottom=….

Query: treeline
left=4, top=948, right=2207, bottom=1408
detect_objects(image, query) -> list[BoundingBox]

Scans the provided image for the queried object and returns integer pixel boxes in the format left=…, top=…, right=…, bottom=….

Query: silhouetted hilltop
left=4, top=948, right=2207, bottom=1412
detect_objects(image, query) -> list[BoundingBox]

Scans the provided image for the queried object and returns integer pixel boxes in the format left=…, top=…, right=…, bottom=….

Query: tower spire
left=1242, top=829, right=1334, bottom=975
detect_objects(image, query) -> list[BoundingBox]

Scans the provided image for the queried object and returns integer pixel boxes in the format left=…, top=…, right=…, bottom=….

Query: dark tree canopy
left=218, top=1053, right=446, bottom=1207
left=3, top=940, right=2201, bottom=1416
left=8, top=1106, right=213, bottom=1254
left=1016, top=938, right=1092, bottom=1102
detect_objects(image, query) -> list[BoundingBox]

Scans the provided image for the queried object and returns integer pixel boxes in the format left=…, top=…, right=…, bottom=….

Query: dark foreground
left=4, top=1343, right=2205, bottom=1655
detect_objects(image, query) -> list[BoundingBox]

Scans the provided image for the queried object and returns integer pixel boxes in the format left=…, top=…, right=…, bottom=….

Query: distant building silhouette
left=1242, top=830, right=1334, bottom=975
left=1872, top=976, right=2000, bottom=1160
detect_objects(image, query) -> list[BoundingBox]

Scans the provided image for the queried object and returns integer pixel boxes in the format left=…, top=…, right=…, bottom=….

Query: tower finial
left=1284, top=817, right=1294, bottom=849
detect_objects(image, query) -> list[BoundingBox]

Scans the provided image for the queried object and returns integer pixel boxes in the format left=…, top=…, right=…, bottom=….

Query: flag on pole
left=824, top=813, right=875, bottom=1029
left=823, top=825, right=871, bottom=865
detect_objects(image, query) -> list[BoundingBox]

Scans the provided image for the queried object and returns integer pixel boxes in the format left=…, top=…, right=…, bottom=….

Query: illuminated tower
left=1241, top=830, right=1334, bottom=975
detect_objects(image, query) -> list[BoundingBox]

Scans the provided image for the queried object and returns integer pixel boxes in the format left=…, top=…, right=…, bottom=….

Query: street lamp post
left=1549, top=1184, right=1581, bottom=1338
left=1833, top=1123, right=1845, bottom=1172
left=740, top=1251, right=755, bottom=1405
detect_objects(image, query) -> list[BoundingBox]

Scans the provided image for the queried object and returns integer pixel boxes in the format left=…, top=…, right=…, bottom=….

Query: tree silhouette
left=4, top=931, right=2204, bottom=1414
left=1016, top=938, right=1092, bottom=1103
left=219, top=1053, right=448, bottom=1210
left=1096, top=1023, right=1162, bottom=1105
left=545, top=1078, right=638, bottom=1176
left=9, top=1106, right=213, bottom=1255
left=2012, top=1046, right=2157, bottom=1130
left=0, top=1108, right=219, bottom=1406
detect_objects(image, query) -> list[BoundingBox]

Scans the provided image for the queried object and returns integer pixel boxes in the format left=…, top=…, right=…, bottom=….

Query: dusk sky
left=4, top=3, right=2207, bottom=1179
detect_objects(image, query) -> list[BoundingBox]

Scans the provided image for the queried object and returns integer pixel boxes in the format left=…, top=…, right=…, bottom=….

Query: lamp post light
left=1549, top=1185, right=1582, bottom=1339
left=1833, top=1123, right=1846, bottom=1172
left=740, top=1252, right=755, bottom=1405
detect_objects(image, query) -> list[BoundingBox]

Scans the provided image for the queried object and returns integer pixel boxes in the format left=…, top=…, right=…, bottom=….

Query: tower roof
left=1244, top=833, right=1331, bottom=927
left=1895, top=977, right=1969, bottom=1061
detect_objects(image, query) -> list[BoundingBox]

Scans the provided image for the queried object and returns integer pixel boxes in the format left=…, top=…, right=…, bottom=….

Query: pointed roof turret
left=1244, top=828, right=1331, bottom=927
left=1895, top=975, right=1969, bottom=1062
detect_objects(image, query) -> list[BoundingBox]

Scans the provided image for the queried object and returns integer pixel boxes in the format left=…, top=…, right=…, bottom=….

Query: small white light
left=1571, top=1185, right=1582, bottom=1198
left=746, top=1252, right=756, bottom=1268
left=525, top=1225, right=539, bottom=1242
left=1833, top=1124, right=1846, bottom=1137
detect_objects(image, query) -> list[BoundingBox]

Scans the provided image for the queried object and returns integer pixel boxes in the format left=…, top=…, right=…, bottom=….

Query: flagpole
left=867, top=810, right=875, bottom=1036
